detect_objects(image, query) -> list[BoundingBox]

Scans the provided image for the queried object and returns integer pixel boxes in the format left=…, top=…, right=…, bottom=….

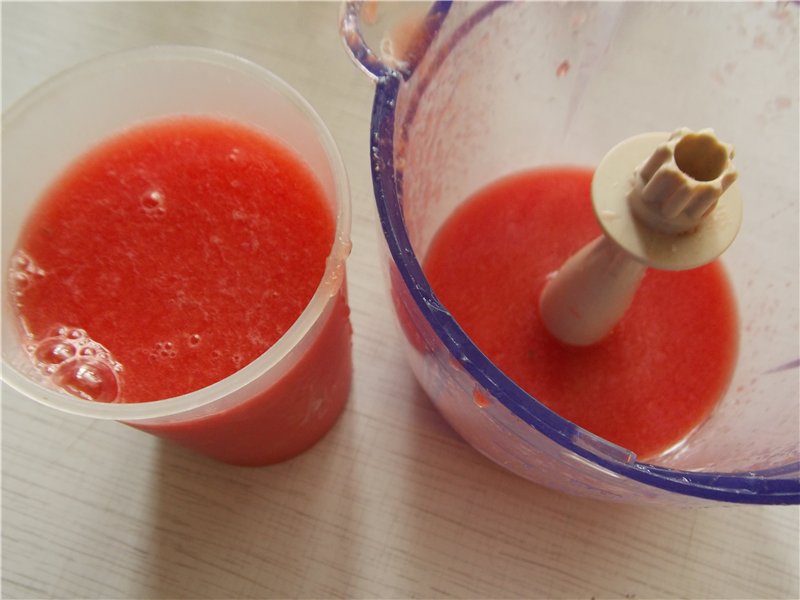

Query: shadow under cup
left=2, top=46, right=353, bottom=466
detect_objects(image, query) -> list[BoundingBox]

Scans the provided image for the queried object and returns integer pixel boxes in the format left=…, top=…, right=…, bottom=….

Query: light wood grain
left=2, top=3, right=798, bottom=599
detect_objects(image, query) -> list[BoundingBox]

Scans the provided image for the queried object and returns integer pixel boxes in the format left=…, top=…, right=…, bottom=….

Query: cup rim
left=1, top=45, right=352, bottom=421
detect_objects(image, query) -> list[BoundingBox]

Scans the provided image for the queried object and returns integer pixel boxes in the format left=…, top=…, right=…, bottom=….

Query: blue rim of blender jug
left=368, top=0, right=800, bottom=504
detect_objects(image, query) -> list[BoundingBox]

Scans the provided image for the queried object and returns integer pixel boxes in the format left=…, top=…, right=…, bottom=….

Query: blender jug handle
left=339, top=1, right=446, bottom=81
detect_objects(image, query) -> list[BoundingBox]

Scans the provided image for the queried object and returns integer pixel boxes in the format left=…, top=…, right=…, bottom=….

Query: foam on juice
left=24, top=326, right=123, bottom=403
left=8, top=250, right=46, bottom=302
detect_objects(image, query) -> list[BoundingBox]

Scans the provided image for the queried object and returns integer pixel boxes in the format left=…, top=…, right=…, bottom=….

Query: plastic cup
left=2, top=46, right=353, bottom=466
left=342, top=2, right=799, bottom=505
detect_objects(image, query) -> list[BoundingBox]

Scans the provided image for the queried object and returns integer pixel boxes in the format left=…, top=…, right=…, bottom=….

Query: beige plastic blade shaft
left=539, top=128, right=742, bottom=346
left=539, top=236, right=647, bottom=347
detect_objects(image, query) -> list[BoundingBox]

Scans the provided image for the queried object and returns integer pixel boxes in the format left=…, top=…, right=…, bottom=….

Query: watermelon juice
left=6, top=114, right=352, bottom=466
left=423, top=168, right=738, bottom=460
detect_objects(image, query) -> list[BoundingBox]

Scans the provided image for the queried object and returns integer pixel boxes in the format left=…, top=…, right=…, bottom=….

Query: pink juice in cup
left=2, top=47, right=352, bottom=465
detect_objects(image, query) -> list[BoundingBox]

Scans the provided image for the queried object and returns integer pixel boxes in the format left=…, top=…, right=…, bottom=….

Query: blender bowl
left=342, top=1, right=799, bottom=505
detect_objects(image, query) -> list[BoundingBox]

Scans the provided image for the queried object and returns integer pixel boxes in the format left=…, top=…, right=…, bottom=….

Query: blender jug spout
left=540, top=128, right=743, bottom=347
left=339, top=1, right=446, bottom=81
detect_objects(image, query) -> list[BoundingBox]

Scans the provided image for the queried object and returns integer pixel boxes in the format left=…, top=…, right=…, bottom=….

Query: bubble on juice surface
left=52, top=359, right=119, bottom=403
left=188, top=333, right=202, bottom=347
left=79, top=345, right=97, bottom=357
left=25, top=325, right=123, bottom=402
left=34, top=338, right=77, bottom=372
left=8, top=250, right=46, bottom=302
left=228, top=147, right=241, bottom=162
left=140, top=189, right=166, bottom=217
left=154, top=340, right=177, bottom=359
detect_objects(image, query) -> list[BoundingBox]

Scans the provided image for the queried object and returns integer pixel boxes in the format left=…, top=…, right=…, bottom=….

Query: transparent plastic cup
left=342, top=2, right=799, bottom=504
left=2, top=46, right=353, bottom=466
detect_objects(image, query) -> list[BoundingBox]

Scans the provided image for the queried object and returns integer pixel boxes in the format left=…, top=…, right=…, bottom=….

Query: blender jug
left=342, top=1, right=799, bottom=505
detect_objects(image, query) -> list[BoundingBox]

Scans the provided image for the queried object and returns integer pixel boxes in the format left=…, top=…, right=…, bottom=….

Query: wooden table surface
left=2, top=3, right=798, bottom=599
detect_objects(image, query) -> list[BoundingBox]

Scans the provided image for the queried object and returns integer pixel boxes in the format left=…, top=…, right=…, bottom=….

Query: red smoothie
left=10, top=116, right=351, bottom=464
left=423, top=168, right=738, bottom=459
